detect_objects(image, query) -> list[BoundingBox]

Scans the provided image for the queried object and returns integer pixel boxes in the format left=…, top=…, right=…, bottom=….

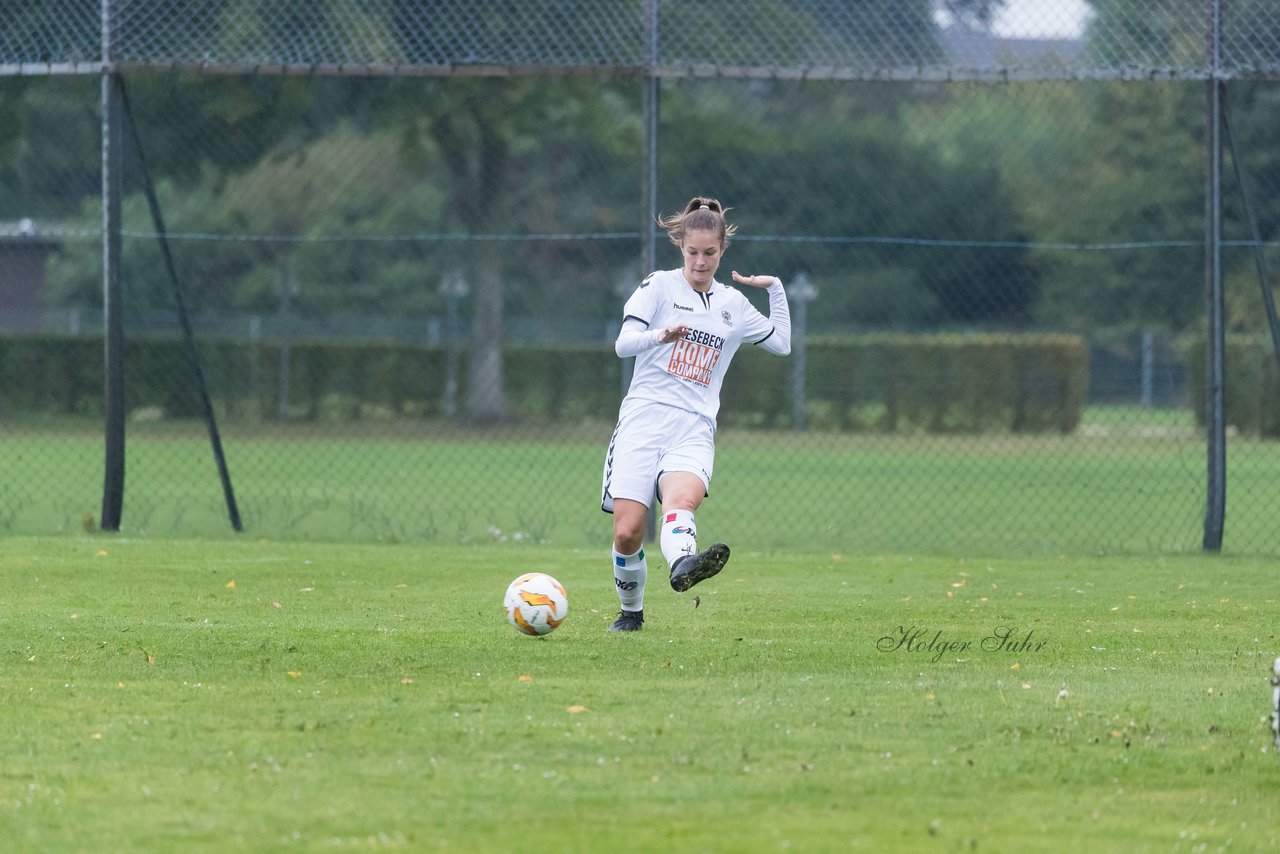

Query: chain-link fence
left=2, top=2, right=1279, bottom=555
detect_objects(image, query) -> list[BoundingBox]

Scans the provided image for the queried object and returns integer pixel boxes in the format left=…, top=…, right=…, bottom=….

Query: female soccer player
left=600, top=196, right=792, bottom=631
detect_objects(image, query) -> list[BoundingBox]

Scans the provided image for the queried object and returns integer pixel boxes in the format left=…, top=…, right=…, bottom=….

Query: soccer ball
left=503, top=572, right=568, bottom=636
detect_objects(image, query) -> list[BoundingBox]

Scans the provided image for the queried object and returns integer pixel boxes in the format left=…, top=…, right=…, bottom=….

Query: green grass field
left=5, top=406, right=1279, bottom=554
left=3, top=535, right=1278, bottom=852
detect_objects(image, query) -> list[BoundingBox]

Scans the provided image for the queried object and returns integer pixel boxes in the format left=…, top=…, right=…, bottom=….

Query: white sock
left=660, top=509, right=698, bottom=568
left=612, top=546, right=647, bottom=612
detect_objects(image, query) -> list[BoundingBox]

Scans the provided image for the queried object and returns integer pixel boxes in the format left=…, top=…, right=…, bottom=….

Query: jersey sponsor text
left=667, top=335, right=722, bottom=386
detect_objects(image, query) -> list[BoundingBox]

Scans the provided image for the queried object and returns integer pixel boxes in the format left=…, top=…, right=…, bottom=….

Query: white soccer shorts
left=601, top=399, right=714, bottom=513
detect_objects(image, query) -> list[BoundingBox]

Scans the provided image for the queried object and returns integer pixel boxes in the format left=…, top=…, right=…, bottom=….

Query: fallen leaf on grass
left=567, top=705, right=589, bottom=714
left=226, top=580, right=236, bottom=589
left=518, top=675, right=534, bottom=683
left=287, top=671, right=301, bottom=678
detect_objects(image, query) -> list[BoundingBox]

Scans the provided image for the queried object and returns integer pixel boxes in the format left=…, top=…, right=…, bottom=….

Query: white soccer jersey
left=616, top=268, right=790, bottom=424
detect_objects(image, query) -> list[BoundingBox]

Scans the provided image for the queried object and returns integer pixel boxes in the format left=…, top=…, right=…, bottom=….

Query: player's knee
left=613, top=522, right=645, bottom=555
left=614, top=532, right=644, bottom=555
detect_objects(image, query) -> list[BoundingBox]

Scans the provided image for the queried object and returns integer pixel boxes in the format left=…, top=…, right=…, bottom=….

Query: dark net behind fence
left=1, top=2, right=1279, bottom=554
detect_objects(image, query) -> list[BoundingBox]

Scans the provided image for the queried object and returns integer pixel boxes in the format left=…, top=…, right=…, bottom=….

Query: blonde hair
left=658, top=196, right=737, bottom=248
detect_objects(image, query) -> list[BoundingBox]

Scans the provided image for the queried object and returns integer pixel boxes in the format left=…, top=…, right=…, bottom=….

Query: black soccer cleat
left=669, top=543, right=730, bottom=592
left=608, top=609, right=644, bottom=632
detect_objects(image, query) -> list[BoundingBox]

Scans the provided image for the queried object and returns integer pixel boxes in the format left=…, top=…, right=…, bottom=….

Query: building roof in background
left=0, top=219, right=62, bottom=249
left=939, top=24, right=1084, bottom=72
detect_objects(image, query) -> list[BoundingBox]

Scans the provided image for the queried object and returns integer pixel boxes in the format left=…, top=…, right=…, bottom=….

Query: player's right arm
left=615, top=318, right=690, bottom=357
left=614, top=272, right=688, bottom=357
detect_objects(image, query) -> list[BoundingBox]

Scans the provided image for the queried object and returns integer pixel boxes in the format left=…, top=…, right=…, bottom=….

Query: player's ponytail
left=658, top=196, right=737, bottom=247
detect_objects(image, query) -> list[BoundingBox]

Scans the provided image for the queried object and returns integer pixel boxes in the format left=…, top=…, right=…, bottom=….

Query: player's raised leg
left=658, top=471, right=730, bottom=592
left=670, top=542, right=730, bottom=592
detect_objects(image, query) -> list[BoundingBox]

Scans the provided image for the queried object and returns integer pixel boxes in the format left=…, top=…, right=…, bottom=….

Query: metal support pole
left=1140, top=330, right=1154, bottom=409
left=789, top=273, right=817, bottom=431
left=643, top=0, right=660, bottom=542
left=248, top=314, right=261, bottom=408
left=119, top=79, right=242, bottom=532
left=100, top=0, right=125, bottom=532
left=276, top=257, right=295, bottom=419
left=1203, top=0, right=1225, bottom=552
left=642, top=0, right=660, bottom=279
left=440, top=269, right=469, bottom=418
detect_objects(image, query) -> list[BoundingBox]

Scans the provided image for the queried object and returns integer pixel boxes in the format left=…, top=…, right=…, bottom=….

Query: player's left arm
left=731, top=272, right=791, bottom=356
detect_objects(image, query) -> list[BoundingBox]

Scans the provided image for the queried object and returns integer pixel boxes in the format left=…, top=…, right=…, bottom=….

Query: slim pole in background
left=1202, top=0, right=1226, bottom=552
left=100, top=0, right=125, bottom=532
left=643, top=0, right=660, bottom=543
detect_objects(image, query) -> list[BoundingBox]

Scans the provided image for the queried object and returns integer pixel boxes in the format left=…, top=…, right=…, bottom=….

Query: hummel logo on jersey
left=673, top=302, right=694, bottom=312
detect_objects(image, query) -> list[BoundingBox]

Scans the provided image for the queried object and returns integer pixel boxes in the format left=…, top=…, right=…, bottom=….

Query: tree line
left=0, top=1, right=1277, bottom=420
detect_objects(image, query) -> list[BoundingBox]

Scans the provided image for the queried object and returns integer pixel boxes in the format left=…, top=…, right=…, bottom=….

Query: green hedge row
left=722, top=332, right=1087, bottom=433
left=1189, top=335, right=1280, bottom=437
left=0, top=332, right=1088, bottom=434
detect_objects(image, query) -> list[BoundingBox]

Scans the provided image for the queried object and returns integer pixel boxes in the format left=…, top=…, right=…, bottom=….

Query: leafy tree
left=0, top=77, right=99, bottom=221
left=659, top=77, right=1040, bottom=328
left=1038, top=82, right=1205, bottom=332
left=1220, top=82, right=1280, bottom=333
left=1072, top=0, right=1280, bottom=333
left=372, top=75, right=638, bottom=421
left=661, top=0, right=942, bottom=67
left=0, top=78, right=28, bottom=167
left=381, top=0, right=950, bottom=418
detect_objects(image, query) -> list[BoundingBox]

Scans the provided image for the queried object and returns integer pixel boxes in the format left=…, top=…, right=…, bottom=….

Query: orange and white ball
left=503, top=572, right=568, bottom=636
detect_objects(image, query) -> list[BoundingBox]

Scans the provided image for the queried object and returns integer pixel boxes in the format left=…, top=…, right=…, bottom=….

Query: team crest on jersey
left=721, top=310, right=733, bottom=327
